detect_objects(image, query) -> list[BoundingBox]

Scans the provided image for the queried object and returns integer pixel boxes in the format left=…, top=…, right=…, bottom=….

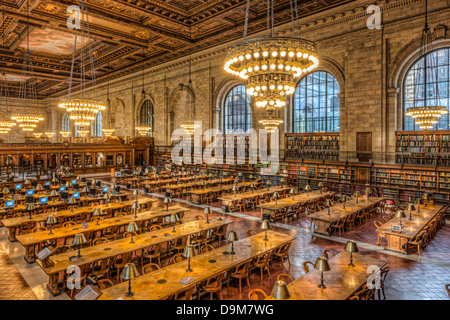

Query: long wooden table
left=309, top=197, right=385, bottom=236
left=267, top=252, right=386, bottom=300
left=188, top=181, right=257, bottom=204
left=378, top=204, right=444, bottom=254
left=2, top=197, right=153, bottom=242
left=98, top=230, right=295, bottom=300
left=218, top=186, right=290, bottom=212
left=165, top=177, right=234, bottom=195
left=16, top=204, right=186, bottom=264
left=258, top=191, right=335, bottom=221
left=38, top=218, right=232, bottom=296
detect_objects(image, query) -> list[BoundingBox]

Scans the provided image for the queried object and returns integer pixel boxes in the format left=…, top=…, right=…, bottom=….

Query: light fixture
left=325, top=199, right=333, bottom=215
left=102, top=128, right=115, bottom=137
left=405, top=0, right=448, bottom=130
left=341, top=195, right=349, bottom=209
left=60, top=131, right=71, bottom=137
left=162, top=196, right=171, bottom=212
left=344, top=240, right=359, bottom=267
left=58, top=0, right=106, bottom=126
left=406, top=203, right=416, bottom=221
left=92, top=208, right=104, bottom=226
left=226, top=231, right=238, bottom=255
left=180, top=27, right=197, bottom=135
left=414, top=198, right=423, bottom=213
left=259, top=107, right=284, bottom=132
left=270, top=280, right=291, bottom=300
left=204, top=207, right=211, bottom=224
left=354, top=191, right=361, bottom=204
left=314, top=257, right=330, bottom=289
left=77, top=130, right=89, bottom=137
left=126, top=222, right=139, bottom=244
left=0, top=39, right=17, bottom=133
left=136, top=126, right=152, bottom=136
left=262, top=219, right=271, bottom=241
left=46, top=215, right=58, bottom=235
left=44, top=132, right=55, bottom=140
left=121, top=263, right=140, bottom=297
left=224, top=0, right=319, bottom=109
left=183, top=244, right=195, bottom=273
left=273, top=192, right=280, bottom=205
left=170, top=213, right=179, bottom=233
left=72, top=233, right=87, bottom=258
left=305, top=185, right=311, bottom=196
left=32, top=132, right=44, bottom=138
left=12, top=1, right=44, bottom=132
left=396, top=210, right=406, bottom=228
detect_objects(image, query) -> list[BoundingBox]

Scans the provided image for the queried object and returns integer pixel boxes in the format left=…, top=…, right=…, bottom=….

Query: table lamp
left=280, top=178, right=285, bottom=187
left=354, top=191, right=361, bottom=204
left=2, top=187, right=9, bottom=194
left=318, top=182, right=324, bottom=193
left=262, top=219, right=271, bottom=241
left=46, top=215, right=58, bottom=235
left=36, top=184, right=43, bottom=191
left=170, top=213, right=179, bottom=233
left=163, top=196, right=171, bottom=212
left=183, top=245, right=196, bottom=272
left=72, top=233, right=87, bottom=258
left=267, top=180, right=271, bottom=191
left=344, top=240, right=359, bottom=267
left=25, top=179, right=31, bottom=185
left=234, top=177, right=239, bottom=184
left=325, top=199, right=334, bottom=215
left=406, top=203, right=416, bottom=221
left=68, top=198, right=76, bottom=212
left=396, top=210, right=406, bottom=228
left=204, top=207, right=211, bottom=223
left=414, top=198, right=423, bottom=214
left=422, top=194, right=429, bottom=207
left=201, top=180, right=207, bottom=190
left=92, top=208, right=104, bottom=226
left=273, top=192, right=280, bottom=205
left=121, top=263, right=140, bottom=297
left=341, top=195, right=349, bottom=209
left=131, top=201, right=141, bottom=219
left=314, top=257, right=331, bottom=289
left=249, top=175, right=253, bottom=181
left=65, top=182, right=70, bottom=188
left=305, top=185, right=311, bottom=196
left=133, top=189, right=140, bottom=202
left=365, top=187, right=371, bottom=199
left=26, top=203, right=36, bottom=220
left=52, top=177, right=58, bottom=185
left=289, top=188, right=296, bottom=201
left=126, top=222, right=139, bottom=244
left=232, top=184, right=239, bottom=197
left=250, top=182, right=256, bottom=194
left=227, top=231, right=238, bottom=255
left=270, top=280, right=291, bottom=300
left=13, top=194, right=22, bottom=201
left=103, top=193, right=110, bottom=207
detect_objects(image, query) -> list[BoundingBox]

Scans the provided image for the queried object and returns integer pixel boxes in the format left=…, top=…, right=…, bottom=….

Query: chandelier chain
left=243, top=0, right=251, bottom=41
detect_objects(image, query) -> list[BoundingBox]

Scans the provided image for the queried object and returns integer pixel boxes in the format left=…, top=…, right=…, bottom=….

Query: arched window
left=139, top=100, right=153, bottom=128
left=223, top=85, right=251, bottom=134
left=75, top=125, right=81, bottom=137
left=293, top=71, right=340, bottom=133
left=62, top=113, right=69, bottom=132
left=403, top=48, right=450, bottom=131
left=91, top=112, right=102, bottom=137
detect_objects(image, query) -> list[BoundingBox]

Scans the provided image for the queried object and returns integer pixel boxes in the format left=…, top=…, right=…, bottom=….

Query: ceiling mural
left=0, top=0, right=354, bottom=99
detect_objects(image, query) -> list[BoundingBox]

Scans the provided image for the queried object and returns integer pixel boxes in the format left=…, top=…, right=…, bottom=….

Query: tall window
left=62, top=113, right=69, bottom=132
left=223, top=85, right=251, bottom=134
left=91, top=112, right=102, bottom=137
left=293, top=71, right=340, bottom=133
left=75, top=125, right=81, bottom=137
left=403, top=48, right=450, bottom=131
left=139, top=100, right=153, bottom=128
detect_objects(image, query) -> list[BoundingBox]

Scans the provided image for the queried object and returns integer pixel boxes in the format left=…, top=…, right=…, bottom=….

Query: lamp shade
left=261, top=219, right=271, bottom=231
left=314, top=257, right=331, bottom=272
left=50, top=190, right=58, bottom=196
left=305, top=185, right=311, bottom=191
left=414, top=198, right=423, bottom=205
left=354, top=191, right=361, bottom=197
left=344, top=240, right=359, bottom=253
left=204, top=207, right=212, bottom=214
left=183, top=245, right=196, bottom=258
left=92, top=208, right=103, bottom=216
left=2, top=187, right=9, bottom=194
left=289, top=188, right=296, bottom=195
left=232, top=185, right=239, bottom=192
left=35, top=184, right=43, bottom=190
left=318, top=182, right=324, bottom=188
left=273, top=192, right=280, bottom=199
left=120, top=263, right=140, bottom=281
left=164, top=196, right=172, bottom=204
left=250, top=182, right=256, bottom=188
left=422, top=194, right=429, bottom=201
left=127, top=222, right=139, bottom=233
left=13, top=194, right=22, bottom=200
left=25, top=179, right=31, bottom=185
left=133, top=190, right=140, bottom=196
left=341, top=195, right=349, bottom=202
left=280, top=178, right=285, bottom=184
left=365, top=187, right=371, bottom=194
left=267, top=180, right=272, bottom=185
left=26, top=203, right=36, bottom=211
left=72, top=233, right=87, bottom=246
left=131, top=202, right=141, bottom=210
left=270, top=280, right=291, bottom=300
left=68, top=198, right=76, bottom=205
left=325, top=199, right=334, bottom=207
left=65, top=182, right=70, bottom=187
left=170, top=213, right=179, bottom=224
left=227, top=231, right=238, bottom=242
left=406, top=203, right=416, bottom=212
left=396, top=210, right=406, bottom=219
left=46, top=215, right=58, bottom=225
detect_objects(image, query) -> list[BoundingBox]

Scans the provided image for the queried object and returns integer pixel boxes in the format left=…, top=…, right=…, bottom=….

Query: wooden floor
left=0, top=178, right=449, bottom=300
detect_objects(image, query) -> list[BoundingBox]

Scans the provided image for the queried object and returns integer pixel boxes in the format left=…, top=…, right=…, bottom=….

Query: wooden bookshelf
left=285, top=133, right=340, bottom=161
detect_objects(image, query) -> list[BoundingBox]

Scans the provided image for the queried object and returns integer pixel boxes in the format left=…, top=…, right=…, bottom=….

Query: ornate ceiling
left=0, top=0, right=353, bottom=99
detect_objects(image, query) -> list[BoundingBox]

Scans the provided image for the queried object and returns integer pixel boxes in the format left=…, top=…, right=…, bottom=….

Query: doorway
left=356, top=132, right=372, bottom=162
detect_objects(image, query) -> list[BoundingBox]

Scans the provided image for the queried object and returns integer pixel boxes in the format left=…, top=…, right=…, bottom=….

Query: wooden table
left=165, top=177, right=234, bottom=194
left=309, top=197, right=385, bottom=236
left=379, top=204, right=444, bottom=254
left=188, top=182, right=256, bottom=204
left=258, top=191, right=335, bottom=221
left=16, top=203, right=181, bottom=264
left=267, top=252, right=386, bottom=300
left=2, top=197, right=153, bottom=242
left=99, top=230, right=295, bottom=300
left=39, top=218, right=232, bottom=296
left=218, top=186, right=290, bottom=211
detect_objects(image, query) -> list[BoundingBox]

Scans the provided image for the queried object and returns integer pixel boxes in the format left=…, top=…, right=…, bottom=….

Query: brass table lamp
left=183, top=245, right=195, bottom=272
left=262, top=219, right=271, bottom=241
left=170, top=213, right=179, bottom=233
left=227, top=231, right=238, bottom=255
left=396, top=210, right=406, bottom=228
left=126, top=222, right=139, bottom=244
left=344, top=240, right=359, bottom=267
left=72, top=233, right=87, bottom=258
left=354, top=191, right=361, bottom=204
left=162, top=196, right=171, bottom=212
left=314, top=257, right=331, bottom=289
left=406, top=203, right=416, bottom=221
left=414, top=198, right=423, bottom=214
left=273, top=192, right=280, bottom=205
left=46, top=215, right=58, bottom=235
left=270, top=280, right=291, bottom=300
left=92, top=208, right=104, bottom=226
left=204, top=207, right=211, bottom=224
left=318, top=182, right=324, bottom=193
left=305, top=185, right=311, bottom=196
left=325, top=199, right=334, bottom=215
left=26, top=203, right=36, bottom=220
left=121, top=263, right=140, bottom=297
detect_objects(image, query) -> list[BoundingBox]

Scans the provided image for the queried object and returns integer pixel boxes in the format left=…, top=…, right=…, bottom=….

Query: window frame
left=223, top=85, right=252, bottom=134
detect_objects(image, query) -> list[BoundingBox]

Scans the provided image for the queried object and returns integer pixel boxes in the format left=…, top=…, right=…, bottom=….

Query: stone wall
left=5, top=0, right=450, bottom=155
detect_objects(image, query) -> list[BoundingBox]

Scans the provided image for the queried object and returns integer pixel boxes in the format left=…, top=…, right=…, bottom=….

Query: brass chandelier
left=58, top=0, right=105, bottom=126
left=12, top=3, right=44, bottom=132
left=0, top=71, right=16, bottom=134
left=224, top=0, right=319, bottom=108
left=405, top=0, right=448, bottom=130
left=259, top=107, right=283, bottom=132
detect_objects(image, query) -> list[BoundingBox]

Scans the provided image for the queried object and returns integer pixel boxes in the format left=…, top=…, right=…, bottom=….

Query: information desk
left=99, top=230, right=295, bottom=300
left=308, top=197, right=385, bottom=236
left=38, top=218, right=232, bottom=296
left=378, top=204, right=445, bottom=254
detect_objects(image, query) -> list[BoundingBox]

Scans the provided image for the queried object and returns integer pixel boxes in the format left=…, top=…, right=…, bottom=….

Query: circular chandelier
left=259, top=107, right=283, bottom=132
left=224, top=0, right=319, bottom=108
left=136, top=126, right=152, bottom=136
left=405, top=106, right=448, bottom=130
left=180, top=123, right=199, bottom=135
left=102, top=128, right=115, bottom=137
left=11, top=115, right=44, bottom=131
left=58, top=0, right=105, bottom=127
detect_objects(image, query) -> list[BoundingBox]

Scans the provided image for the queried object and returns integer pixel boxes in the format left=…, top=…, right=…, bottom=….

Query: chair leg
left=239, top=278, right=242, bottom=294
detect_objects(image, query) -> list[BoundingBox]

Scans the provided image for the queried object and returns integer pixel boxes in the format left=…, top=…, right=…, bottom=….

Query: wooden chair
left=374, top=221, right=386, bottom=245
left=201, top=272, right=225, bottom=300
left=97, top=279, right=114, bottom=290
left=66, top=264, right=89, bottom=298
left=248, top=289, right=268, bottom=300
left=323, top=249, right=336, bottom=260
left=173, top=285, right=195, bottom=300
left=302, top=261, right=315, bottom=274
left=349, top=284, right=375, bottom=300
left=376, top=266, right=390, bottom=300
left=228, top=260, right=252, bottom=294
left=142, top=263, right=160, bottom=275
left=277, top=273, right=294, bottom=284
left=253, top=251, right=272, bottom=282
left=170, top=253, right=184, bottom=264
left=272, top=242, right=292, bottom=266
left=92, top=237, right=108, bottom=246
left=150, top=225, right=162, bottom=231
left=200, top=245, right=214, bottom=254
left=141, top=243, right=162, bottom=266
left=329, top=217, right=346, bottom=236
left=112, top=253, right=131, bottom=282
left=405, top=231, right=426, bottom=256
left=63, top=221, right=76, bottom=227
left=91, top=258, right=110, bottom=280
left=247, top=229, right=257, bottom=237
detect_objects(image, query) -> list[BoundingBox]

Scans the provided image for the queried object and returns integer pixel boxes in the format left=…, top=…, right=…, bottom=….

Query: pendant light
left=405, top=0, right=448, bottom=130
left=58, top=0, right=106, bottom=126
left=135, top=48, right=151, bottom=136
left=259, top=107, right=283, bottom=133
left=224, top=0, right=319, bottom=109
left=11, top=1, right=44, bottom=131
left=102, top=79, right=115, bottom=137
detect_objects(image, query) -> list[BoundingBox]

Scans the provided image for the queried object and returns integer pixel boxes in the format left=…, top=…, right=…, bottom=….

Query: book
left=36, top=247, right=54, bottom=261
left=181, top=276, right=195, bottom=284
left=75, top=285, right=103, bottom=300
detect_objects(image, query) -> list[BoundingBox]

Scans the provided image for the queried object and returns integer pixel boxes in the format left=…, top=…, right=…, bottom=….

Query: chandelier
left=12, top=2, right=44, bottom=132
left=58, top=0, right=105, bottom=126
left=102, top=128, right=115, bottom=137
left=405, top=0, right=448, bottom=130
left=0, top=71, right=16, bottom=133
left=224, top=0, right=319, bottom=108
left=60, top=131, right=71, bottom=137
left=136, top=126, right=152, bottom=136
left=259, top=108, right=283, bottom=132
left=77, top=129, right=89, bottom=137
